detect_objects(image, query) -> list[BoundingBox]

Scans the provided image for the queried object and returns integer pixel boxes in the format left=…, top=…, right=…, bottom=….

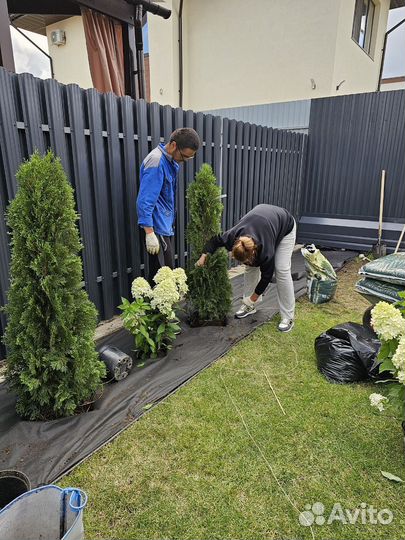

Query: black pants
left=146, top=234, right=175, bottom=285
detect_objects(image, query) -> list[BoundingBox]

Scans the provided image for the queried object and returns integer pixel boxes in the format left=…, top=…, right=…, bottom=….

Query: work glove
left=243, top=296, right=256, bottom=308
left=145, top=232, right=160, bottom=255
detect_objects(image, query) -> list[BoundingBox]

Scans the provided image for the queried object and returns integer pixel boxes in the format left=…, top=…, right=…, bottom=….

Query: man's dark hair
left=170, top=128, right=201, bottom=151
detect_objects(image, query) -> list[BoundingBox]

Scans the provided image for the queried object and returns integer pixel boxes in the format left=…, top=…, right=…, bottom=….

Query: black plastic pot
left=98, top=345, right=133, bottom=381
left=0, top=470, right=30, bottom=508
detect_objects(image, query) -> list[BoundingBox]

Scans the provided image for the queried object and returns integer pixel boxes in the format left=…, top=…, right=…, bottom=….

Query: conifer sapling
left=186, top=163, right=232, bottom=323
left=4, top=151, right=105, bottom=420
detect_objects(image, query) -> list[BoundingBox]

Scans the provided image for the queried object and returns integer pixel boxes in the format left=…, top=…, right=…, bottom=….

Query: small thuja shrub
left=186, top=163, right=232, bottom=322
left=4, top=151, right=105, bottom=420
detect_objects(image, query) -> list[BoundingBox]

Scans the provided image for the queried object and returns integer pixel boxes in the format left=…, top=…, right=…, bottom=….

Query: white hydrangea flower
left=392, top=335, right=405, bottom=372
left=369, top=393, right=388, bottom=412
left=151, top=279, right=180, bottom=317
left=153, top=266, right=174, bottom=285
left=397, top=370, right=405, bottom=385
left=371, top=302, right=405, bottom=341
left=131, top=277, right=152, bottom=299
left=172, top=267, right=188, bottom=296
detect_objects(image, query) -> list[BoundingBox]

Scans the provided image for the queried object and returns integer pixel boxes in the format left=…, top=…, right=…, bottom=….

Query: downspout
left=134, top=0, right=171, bottom=19
left=179, top=0, right=184, bottom=108
left=377, top=16, right=405, bottom=91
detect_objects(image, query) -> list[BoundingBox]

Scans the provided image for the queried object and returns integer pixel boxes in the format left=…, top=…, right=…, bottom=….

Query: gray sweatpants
left=243, top=221, right=296, bottom=320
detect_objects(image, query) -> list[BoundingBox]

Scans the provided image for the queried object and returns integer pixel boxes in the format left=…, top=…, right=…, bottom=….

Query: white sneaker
left=235, top=303, right=257, bottom=319
left=278, top=319, right=294, bottom=332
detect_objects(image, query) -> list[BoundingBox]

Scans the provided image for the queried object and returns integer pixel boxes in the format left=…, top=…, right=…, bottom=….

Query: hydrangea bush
left=119, top=267, right=187, bottom=360
left=369, top=293, right=405, bottom=419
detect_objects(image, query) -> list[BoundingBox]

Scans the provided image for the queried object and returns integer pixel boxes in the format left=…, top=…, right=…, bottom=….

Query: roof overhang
left=8, top=0, right=137, bottom=30
left=10, top=15, right=76, bottom=35
left=8, top=0, right=170, bottom=34
left=390, top=0, right=405, bottom=8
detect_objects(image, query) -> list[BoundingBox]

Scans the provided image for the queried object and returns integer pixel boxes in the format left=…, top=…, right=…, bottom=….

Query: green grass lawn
left=60, top=260, right=405, bottom=540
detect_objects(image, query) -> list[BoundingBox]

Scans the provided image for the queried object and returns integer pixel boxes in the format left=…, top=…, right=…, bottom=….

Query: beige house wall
left=148, top=0, right=391, bottom=110
left=46, top=16, right=93, bottom=89
left=148, top=0, right=181, bottom=105
left=181, top=0, right=339, bottom=110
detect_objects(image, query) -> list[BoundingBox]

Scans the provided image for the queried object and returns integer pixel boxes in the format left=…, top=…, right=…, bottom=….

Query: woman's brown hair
left=232, top=236, right=257, bottom=265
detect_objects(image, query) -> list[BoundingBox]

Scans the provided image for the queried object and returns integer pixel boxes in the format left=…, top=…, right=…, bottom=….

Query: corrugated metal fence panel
left=302, top=90, right=405, bottom=219
left=202, top=99, right=311, bottom=133
left=298, top=90, right=405, bottom=251
left=0, top=68, right=307, bottom=357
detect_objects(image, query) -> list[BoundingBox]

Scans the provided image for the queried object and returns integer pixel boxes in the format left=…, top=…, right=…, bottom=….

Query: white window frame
left=352, top=0, right=376, bottom=55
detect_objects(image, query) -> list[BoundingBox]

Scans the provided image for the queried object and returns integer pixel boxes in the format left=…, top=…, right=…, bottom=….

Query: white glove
left=145, top=232, right=160, bottom=255
left=243, top=296, right=256, bottom=307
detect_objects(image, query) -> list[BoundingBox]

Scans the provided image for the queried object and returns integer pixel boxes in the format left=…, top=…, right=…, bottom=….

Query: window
left=352, top=0, right=376, bottom=54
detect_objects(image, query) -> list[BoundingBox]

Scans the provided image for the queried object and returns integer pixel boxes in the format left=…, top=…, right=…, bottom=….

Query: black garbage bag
left=315, top=322, right=382, bottom=383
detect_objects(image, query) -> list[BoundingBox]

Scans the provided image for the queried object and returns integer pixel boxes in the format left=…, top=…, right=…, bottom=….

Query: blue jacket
left=137, top=144, right=180, bottom=236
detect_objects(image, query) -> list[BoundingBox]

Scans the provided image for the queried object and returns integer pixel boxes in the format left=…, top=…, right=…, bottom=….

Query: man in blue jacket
left=137, top=127, right=201, bottom=283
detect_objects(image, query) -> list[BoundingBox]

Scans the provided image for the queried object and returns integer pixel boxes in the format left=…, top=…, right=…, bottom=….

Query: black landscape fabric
left=0, top=250, right=357, bottom=487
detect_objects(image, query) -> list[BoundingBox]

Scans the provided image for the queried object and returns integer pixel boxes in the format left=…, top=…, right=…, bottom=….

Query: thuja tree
left=4, top=151, right=105, bottom=420
left=186, top=163, right=232, bottom=322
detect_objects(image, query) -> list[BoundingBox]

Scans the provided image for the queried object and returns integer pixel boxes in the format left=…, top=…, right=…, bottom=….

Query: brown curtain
left=81, top=7, right=125, bottom=96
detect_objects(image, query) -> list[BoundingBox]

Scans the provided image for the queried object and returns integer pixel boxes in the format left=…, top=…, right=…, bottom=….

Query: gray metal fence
left=0, top=68, right=307, bottom=350
left=221, top=118, right=306, bottom=230
left=298, top=89, right=405, bottom=251
left=1, top=70, right=404, bottom=360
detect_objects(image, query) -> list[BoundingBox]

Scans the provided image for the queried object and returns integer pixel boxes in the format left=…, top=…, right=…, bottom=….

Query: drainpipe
left=179, top=0, right=184, bottom=108
left=377, top=16, right=405, bottom=91
left=135, top=0, right=171, bottom=19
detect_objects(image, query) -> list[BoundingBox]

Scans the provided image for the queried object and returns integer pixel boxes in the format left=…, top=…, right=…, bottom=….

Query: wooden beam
left=80, top=0, right=135, bottom=25
left=8, top=0, right=170, bottom=25
left=1, top=0, right=15, bottom=71
left=73, top=0, right=136, bottom=25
